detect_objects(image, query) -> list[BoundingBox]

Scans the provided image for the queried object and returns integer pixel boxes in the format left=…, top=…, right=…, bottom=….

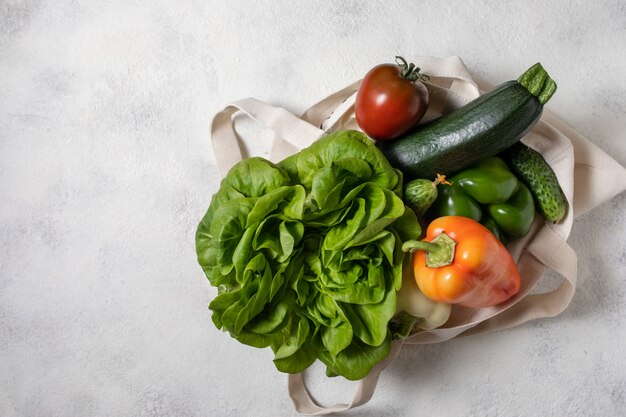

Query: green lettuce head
left=196, top=130, right=420, bottom=380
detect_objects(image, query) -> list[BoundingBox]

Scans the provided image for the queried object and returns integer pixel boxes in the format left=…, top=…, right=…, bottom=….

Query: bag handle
left=287, top=340, right=403, bottom=416
left=300, top=80, right=362, bottom=128
left=211, top=56, right=480, bottom=176
left=211, top=98, right=325, bottom=176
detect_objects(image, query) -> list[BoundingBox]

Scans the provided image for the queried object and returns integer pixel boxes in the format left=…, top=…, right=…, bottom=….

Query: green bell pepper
left=488, top=182, right=535, bottom=238
left=427, top=157, right=536, bottom=240
left=428, top=183, right=482, bottom=222
left=452, top=157, right=519, bottom=204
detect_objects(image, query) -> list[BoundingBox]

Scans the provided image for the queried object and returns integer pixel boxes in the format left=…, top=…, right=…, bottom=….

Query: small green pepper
left=428, top=183, right=482, bottom=222
left=427, top=157, right=536, bottom=241
left=488, top=182, right=535, bottom=238
left=451, top=157, right=519, bottom=204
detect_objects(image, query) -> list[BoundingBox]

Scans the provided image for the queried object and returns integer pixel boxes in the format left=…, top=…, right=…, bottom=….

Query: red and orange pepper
left=402, top=216, right=520, bottom=308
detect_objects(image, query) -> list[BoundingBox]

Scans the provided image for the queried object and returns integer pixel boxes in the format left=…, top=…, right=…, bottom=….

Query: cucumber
left=377, top=63, right=557, bottom=180
left=501, top=142, right=568, bottom=222
left=403, top=174, right=450, bottom=217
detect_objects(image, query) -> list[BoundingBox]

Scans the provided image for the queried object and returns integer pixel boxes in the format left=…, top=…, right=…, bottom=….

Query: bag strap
left=287, top=340, right=403, bottom=416
left=300, top=80, right=362, bottom=128
left=211, top=98, right=325, bottom=176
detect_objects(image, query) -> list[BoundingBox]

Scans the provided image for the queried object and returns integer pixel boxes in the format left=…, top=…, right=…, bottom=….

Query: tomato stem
left=395, top=56, right=428, bottom=82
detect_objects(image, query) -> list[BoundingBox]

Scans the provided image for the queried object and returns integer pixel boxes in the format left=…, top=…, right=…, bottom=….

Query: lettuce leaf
left=195, top=130, right=420, bottom=380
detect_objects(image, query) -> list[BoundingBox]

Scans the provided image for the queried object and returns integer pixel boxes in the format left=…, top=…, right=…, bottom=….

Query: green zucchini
left=377, top=63, right=557, bottom=180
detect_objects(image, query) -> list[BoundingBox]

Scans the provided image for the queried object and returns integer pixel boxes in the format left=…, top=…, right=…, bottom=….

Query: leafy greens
left=196, top=130, right=420, bottom=380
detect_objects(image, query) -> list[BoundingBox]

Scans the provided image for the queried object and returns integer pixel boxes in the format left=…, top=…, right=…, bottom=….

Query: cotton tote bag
left=209, top=56, right=626, bottom=415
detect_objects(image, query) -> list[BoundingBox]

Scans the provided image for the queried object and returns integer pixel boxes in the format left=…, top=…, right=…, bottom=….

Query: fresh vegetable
left=196, top=130, right=421, bottom=381
left=428, top=157, right=536, bottom=239
left=403, top=174, right=450, bottom=217
left=451, top=157, right=518, bottom=204
left=355, top=56, right=429, bottom=141
left=501, top=142, right=568, bottom=222
left=403, top=216, right=521, bottom=308
left=428, top=183, right=483, bottom=222
left=393, top=256, right=452, bottom=337
left=487, top=182, right=535, bottom=238
left=377, top=63, right=557, bottom=180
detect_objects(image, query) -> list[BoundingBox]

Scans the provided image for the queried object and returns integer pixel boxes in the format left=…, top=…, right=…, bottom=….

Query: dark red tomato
left=355, top=57, right=429, bottom=141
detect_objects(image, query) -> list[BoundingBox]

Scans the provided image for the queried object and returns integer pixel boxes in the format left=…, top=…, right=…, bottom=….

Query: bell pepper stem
left=402, top=240, right=439, bottom=252
left=402, top=232, right=457, bottom=268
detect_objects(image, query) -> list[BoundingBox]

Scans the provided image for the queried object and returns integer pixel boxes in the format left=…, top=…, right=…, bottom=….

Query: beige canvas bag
left=209, top=56, right=626, bottom=415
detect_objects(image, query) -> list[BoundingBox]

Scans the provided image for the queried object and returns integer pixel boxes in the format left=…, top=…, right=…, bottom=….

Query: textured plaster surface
left=1, top=1, right=626, bottom=416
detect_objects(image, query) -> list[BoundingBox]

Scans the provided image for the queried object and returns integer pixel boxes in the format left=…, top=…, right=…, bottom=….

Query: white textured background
left=2, top=1, right=626, bottom=416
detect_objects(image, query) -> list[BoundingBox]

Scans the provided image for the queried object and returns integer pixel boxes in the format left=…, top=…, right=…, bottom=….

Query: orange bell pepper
left=402, top=216, right=520, bottom=308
